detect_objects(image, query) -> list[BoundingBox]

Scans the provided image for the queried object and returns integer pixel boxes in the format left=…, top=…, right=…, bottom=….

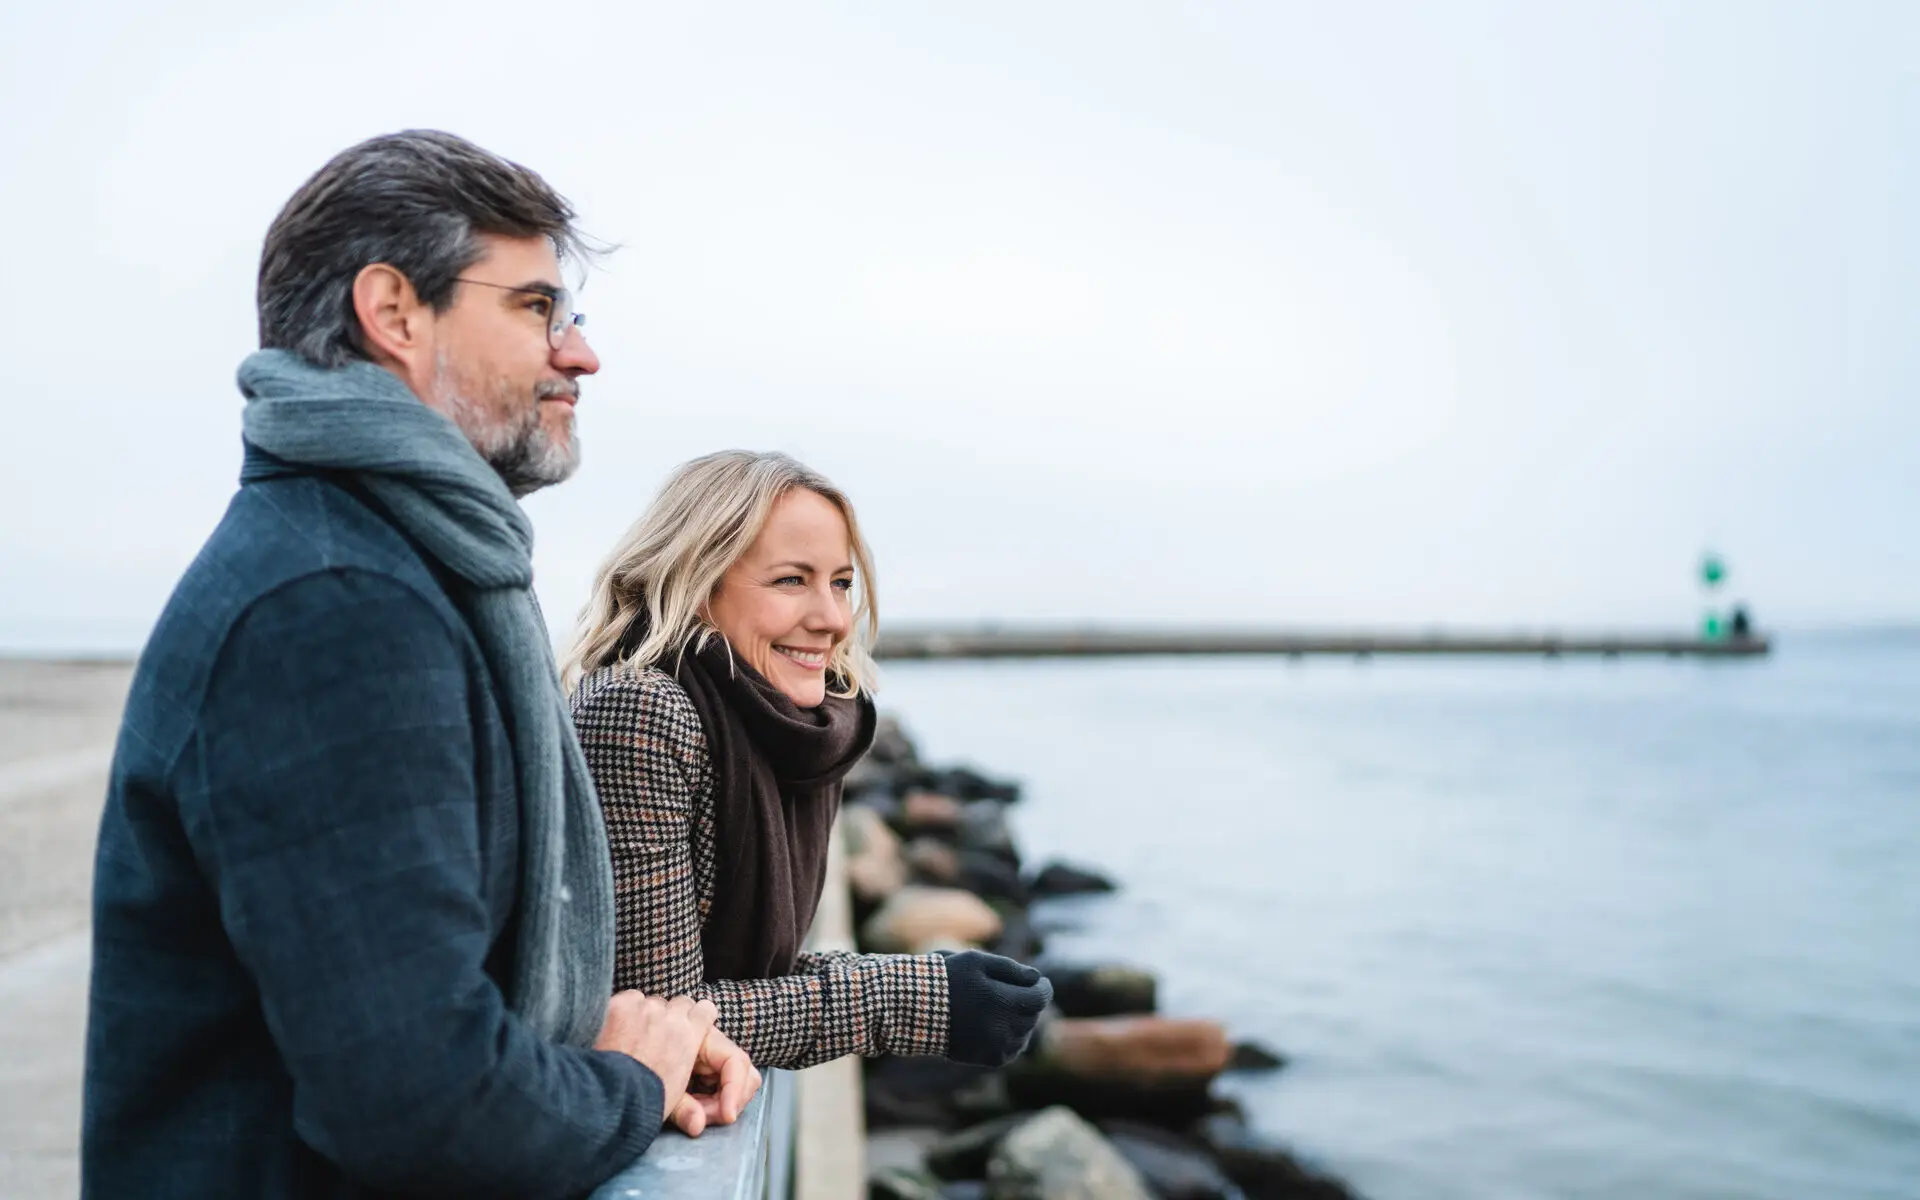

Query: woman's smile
left=773, top=645, right=829, bottom=671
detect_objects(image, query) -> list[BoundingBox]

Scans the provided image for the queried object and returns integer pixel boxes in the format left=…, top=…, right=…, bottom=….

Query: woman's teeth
left=774, top=645, right=827, bottom=669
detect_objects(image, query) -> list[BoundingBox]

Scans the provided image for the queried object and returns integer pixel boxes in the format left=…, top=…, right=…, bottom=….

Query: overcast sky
left=2, top=1, right=1913, bottom=653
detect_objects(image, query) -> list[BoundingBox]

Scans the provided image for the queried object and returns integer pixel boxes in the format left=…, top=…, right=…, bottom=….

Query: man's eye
left=527, top=297, right=554, bottom=318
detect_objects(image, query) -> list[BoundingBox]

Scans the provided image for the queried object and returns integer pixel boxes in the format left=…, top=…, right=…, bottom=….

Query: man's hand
left=668, top=1025, right=762, bottom=1136
left=593, top=991, right=717, bottom=1128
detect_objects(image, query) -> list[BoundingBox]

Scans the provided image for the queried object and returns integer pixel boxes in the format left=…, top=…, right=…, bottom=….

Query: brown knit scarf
left=667, top=633, right=876, bottom=981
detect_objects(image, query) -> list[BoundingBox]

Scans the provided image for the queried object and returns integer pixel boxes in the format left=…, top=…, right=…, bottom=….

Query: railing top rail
left=589, top=1067, right=791, bottom=1200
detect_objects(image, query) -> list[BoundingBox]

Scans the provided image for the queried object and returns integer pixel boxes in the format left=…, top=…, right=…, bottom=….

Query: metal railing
left=589, top=1067, right=795, bottom=1200
left=586, top=820, right=863, bottom=1200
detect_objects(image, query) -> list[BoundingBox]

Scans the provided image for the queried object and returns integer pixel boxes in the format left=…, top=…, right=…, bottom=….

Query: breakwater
left=840, top=716, right=1357, bottom=1200
left=872, top=627, right=1771, bottom=661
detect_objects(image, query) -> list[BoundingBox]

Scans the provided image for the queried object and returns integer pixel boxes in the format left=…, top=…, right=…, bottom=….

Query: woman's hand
left=942, top=950, right=1054, bottom=1067
left=669, top=1024, right=763, bottom=1136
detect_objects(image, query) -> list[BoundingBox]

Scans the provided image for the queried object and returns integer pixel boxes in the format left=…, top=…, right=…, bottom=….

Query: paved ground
left=0, top=659, right=132, bottom=1198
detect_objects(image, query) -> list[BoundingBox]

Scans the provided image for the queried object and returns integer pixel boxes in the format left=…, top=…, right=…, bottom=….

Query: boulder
left=926, top=1113, right=1032, bottom=1181
left=951, top=1068, right=1017, bottom=1125
left=1004, top=1017, right=1231, bottom=1127
left=871, top=1167, right=944, bottom=1200
left=985, top=1106, right=1152, bottom=1200
left=917, top=764, right=1021, bottom=804
left=906, top=838, right=964, bottom=885
left=870, top=715, right=922, bottom=767
left=843, top=755, right=896, bottom=797
left=1226, top=1040, right=1288, bottom=1073
left=1004, top=1070, right=1218, bottom=1130
left=1036, top=1017, right=1231, bottom=1084
left=902, top=789, right=967, bottom=831
left=1100, top=1121, right=1239, bottom=1200
left=844, top=805, right=908, bottom=904
left=869, top=1126, right=943, bottom=1176
left=957, top=801, right=1017, bottom=860
left=958, top=851, right=1030, bottom=905
left=1044, top=964, right=1157, bottom=1018
left=866, top=1058, right=1000, bottom=1130
left=850, top=788, right=904, bottom=826
left=1027, top=861, right=1117, bottom=898
left=862, top=887, right=1004, bottom=954
left=1193, top=1114, right=1359, bottom=1199
left=990, top=907, right=1044, bottom=964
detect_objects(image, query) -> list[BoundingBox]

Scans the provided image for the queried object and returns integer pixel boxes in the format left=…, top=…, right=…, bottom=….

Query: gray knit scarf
left=237, top=348, right=614, bottom=1049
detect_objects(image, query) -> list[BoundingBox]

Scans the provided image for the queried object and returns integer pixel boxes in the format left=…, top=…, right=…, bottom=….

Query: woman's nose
left=810, top=586, right=850, bottom=635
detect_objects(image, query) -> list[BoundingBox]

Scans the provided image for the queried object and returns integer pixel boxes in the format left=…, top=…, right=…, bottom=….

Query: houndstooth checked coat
left=570, top=664, right=951, bottom=1068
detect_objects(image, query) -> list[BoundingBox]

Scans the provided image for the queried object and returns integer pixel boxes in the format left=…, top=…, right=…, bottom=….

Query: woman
left=564, top=450, right=1051, bottom=1074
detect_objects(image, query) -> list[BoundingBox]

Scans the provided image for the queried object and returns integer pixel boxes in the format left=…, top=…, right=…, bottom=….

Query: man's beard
left=433, top=357, right=581, bottom=497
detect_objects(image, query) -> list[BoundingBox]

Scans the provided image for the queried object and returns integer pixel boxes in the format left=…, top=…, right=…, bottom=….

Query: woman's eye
left=832, top=578, right=855, bottom=592
left=773, top=576, right=803, bottom=586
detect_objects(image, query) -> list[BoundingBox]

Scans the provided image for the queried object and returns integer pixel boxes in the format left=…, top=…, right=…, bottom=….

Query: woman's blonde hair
left=562, top=450, right=879, bottom=697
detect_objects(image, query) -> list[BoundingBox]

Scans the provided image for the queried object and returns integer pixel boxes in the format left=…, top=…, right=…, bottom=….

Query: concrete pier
left=873, top=626, right=1772, bottom=661
left=0, top=659, right=132, bottom=1198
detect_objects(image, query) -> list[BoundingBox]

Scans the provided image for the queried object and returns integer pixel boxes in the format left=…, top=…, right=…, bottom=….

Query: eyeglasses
left=454, top=278, right=586, bottom=350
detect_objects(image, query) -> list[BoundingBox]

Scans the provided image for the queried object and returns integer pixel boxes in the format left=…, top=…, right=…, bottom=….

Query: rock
left=958, top=850, right=1030, bottom=905
left=870, top=715, right=922, bottom=767
left=1004, top=1069, right=1218, bottom=1130
left=990, top=907, right=1043, bottom=963
left=1044, top=963, right=1158, bottom=1018
left=903, top=789, right=966, bottom=831
left=1194, top=1114, right=1359, bottom=1199
left=845, top=805, right=909, bottom=904
left=1004, top=1017, right=1231, bottom=1127
left=871, top=1167, right=944, bottom=1200
left=1100, top=1121, right=1239, bottom=1200
left=1226, top=1040, right=1288, bottom=1073
left=1027, top=909, right=1086, bottom=939
left=844, top=755, right=896, bottom=796
left=1027, top=861, right=1117, bottom=898
left=918, top=764, right=1021, bottom=804
left=869, top=1126, right=944, bottom=1176
left=906, top=838, right=964, bottom=885
left=954, top=1068, right=1017, bottom=1125
left=986, top=1106, right=1153, bottom=1200
left=1036, top=1017, right=1232, bottom=1084
left=862, top=887, right=1004, bottom=954
left=957, top=801, right=1017, bottom=860
left=926, top=1113, right=1032, bottom=1180
left=850, top=788, right=904, bottom=825
left=866, top=1058, right=1000, bottom=1129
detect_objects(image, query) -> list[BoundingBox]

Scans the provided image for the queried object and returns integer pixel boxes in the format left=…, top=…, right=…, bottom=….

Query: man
left=83, top=130, right=754, bottom=1199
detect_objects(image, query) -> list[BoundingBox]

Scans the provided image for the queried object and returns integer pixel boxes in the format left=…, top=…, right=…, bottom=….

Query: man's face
left=428, top=234, right=600, bottom=496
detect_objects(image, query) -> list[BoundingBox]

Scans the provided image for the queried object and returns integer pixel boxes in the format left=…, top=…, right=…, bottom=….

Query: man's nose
left=552, top=325, right=600, bottom=376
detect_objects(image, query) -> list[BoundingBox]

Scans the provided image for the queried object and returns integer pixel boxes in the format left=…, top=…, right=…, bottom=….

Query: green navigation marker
left=1699, top=552, right=1727, bottom=588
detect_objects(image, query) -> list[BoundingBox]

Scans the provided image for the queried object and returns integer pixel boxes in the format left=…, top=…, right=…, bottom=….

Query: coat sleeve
left=182, top=569, right=663, bottom=1200
left=575, top=671, right=952, bottom=1069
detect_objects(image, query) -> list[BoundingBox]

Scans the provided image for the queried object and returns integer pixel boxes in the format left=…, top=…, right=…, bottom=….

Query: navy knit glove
left=942, top=950, right=1053, bottom=1066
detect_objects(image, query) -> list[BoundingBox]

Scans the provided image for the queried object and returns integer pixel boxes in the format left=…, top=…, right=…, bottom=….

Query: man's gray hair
left=258, top=130, right=590, bottom=368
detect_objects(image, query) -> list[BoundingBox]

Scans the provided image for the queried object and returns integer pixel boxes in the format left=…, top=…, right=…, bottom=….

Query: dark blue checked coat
left=82, top=445, right=662, bottom=1199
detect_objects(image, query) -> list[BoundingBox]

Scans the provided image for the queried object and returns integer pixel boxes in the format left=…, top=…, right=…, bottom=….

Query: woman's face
left=706, top=488, right=855, bottom=708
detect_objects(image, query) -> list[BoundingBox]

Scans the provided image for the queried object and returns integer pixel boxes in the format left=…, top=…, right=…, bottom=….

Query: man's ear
left=351, top=264, right=434, bottom=378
